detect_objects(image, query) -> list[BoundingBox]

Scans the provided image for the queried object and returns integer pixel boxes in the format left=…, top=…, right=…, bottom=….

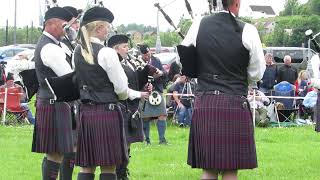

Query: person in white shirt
left=180, top=0, right=265, bottom=179
left=73, top=7, right=129, bottom=180
left=31, top=7, right=74, bottom=180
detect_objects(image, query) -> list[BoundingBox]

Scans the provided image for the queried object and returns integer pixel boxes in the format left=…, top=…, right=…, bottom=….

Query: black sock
left=42, top=157, right=47, bottom=176
left=77, top=173, right=94, bottom=180
left=100, top=173, right=117, bottom=180
left=42, top=159, right=60, bottom=180
left=116, top=163, right=129, bottom=179
left=59, top=152, right=75, bottom=180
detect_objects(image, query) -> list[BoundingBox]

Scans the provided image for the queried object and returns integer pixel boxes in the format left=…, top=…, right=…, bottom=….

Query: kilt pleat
left=315, top=93, right=320, bottom=132
left=75, top=104, right=128, bottom=167
left=32, top=100, right=73, bottom=153
left=187, top=94, right=257, bottom=170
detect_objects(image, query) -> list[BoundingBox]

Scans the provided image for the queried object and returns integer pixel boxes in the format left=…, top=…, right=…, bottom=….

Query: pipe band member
left=31, top=7, right=74, bottom=180
left=181, top=0, right=265, bottom=179
left=108, top=34, right=156, bottom=179
left=74, top=6, right=129, bottom=180
left=139, top=44, right=169, bottom=145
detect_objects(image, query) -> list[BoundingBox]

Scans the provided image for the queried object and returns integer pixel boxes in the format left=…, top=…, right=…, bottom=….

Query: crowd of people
left=1, top=0, right=318, bottom=180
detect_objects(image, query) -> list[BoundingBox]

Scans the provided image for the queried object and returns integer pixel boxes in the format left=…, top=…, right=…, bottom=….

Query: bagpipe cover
left=46, top=71, right=79, bottom=102
left=176, top=45, right=198, bottom=78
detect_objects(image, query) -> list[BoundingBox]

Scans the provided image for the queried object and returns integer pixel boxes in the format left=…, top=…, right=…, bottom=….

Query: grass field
left=0, top=124, right=320, bottom=180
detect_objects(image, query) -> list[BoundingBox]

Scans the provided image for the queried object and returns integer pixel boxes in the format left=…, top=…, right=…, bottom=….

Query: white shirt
left=181, top=11, right=266, bottom=84
left=41, top=31, right=73, bottom=76
left=90, top=37, right=129, bottom=100
left=6, top=59, right=35, bottom=83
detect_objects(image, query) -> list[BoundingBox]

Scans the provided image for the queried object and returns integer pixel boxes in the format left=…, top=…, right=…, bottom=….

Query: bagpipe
left=153, top=0, right=199, bottom=78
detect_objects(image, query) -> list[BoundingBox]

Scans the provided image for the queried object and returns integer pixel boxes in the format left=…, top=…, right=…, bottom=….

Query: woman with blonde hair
left=73, top=6, right=129, bottom=180
left=295, top=70, right=310, bottom=96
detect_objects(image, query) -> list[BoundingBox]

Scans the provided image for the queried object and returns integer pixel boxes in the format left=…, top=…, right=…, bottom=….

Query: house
left=249, top=5, right=276, bottom=18
left=241, top=5, right=276, bottom=19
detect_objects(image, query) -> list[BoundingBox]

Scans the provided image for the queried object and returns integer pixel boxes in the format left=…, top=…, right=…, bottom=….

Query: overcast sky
left=0, top=0, right=308, bottom=31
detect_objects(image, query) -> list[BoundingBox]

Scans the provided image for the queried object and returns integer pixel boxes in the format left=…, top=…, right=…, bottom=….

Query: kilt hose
left=315, top=93, right=320, bottom=132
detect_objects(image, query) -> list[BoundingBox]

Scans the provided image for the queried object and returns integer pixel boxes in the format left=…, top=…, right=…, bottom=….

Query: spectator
left=247, top=87, right=270, bottom=127
left=172, top=75, right=193, bottom=127
left=260, top=53, right=277, bottom=95
left=295, top=70, right=310, bottom=97
left=277, top=55, right=298, bottom=85
left=6, top=50, right=35, bottom=87
left=303, top=89, right=318, bottom=108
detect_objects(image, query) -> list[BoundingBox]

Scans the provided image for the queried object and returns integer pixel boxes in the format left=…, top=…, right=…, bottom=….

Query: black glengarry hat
left=63, top=6, right=79, bottom=18
left=81, top=6, right=114, bottom=27
left=138, top=44, right=150, bottom=54
left=45, top=7, right=74, bottom=22
left=107, top=34, right=129, bottom=48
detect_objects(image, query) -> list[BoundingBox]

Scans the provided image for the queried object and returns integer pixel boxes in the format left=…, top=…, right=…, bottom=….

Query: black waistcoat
left=121, top=60, right=140, bottom=108
left=34, top=35, right=60, bottom=98
left=196, top=12, right=250, bottom=96
left=74, top=43, right=118, bottom=103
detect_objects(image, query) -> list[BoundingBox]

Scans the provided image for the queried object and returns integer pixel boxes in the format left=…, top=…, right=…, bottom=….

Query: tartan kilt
left=120, top=105, right=144, bottom=144
left=315, top=93, right=320, bottom=132
left=187, top=94, right=257, bottom=170
left=32, top=99, right=73, bottom=154
left=75, top=103, right=128, bottom=167
left=139, top=95, right=167, bottom=119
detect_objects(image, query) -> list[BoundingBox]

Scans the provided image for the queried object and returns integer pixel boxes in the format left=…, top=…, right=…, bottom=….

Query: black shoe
left=159, top=138, right=168, bottom=145
left=145, top=138, right=151, bottom=145
left=179, top=123, right=185, bottom=128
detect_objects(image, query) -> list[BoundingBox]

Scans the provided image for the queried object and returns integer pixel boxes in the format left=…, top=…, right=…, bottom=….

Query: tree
left=280, top=0, right=300, bottom=16
left=262, top=15, right=320, bottom=47
left=0, top=26, right=42, bottom=46
left=308, top=0, right=320, bottom=15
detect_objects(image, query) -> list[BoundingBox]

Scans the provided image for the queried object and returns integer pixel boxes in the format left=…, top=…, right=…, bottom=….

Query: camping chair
left=272, top=81, right=299, bottom=127
left=0, top=81, right=28, bottom=125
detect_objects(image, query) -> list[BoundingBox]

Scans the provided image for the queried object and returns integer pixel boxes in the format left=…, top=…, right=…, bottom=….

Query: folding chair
left=273, top=82, right=299, bottom=127
left=0, top=81, right=28, bottom=125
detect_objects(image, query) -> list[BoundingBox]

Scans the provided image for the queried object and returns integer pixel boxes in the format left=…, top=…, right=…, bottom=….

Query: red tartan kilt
left=187, top=94, right=258, bottom=170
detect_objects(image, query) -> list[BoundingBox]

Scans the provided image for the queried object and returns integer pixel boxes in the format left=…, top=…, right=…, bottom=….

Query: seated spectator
left=303, top=89, right=318, bottom=108
left=247, top=87, right=270, bottom=127
left=4, top=78, right=35, bottom=124
left=295, top=70, right=310, bottom=97
left=172, top=75, right=193, bottom=127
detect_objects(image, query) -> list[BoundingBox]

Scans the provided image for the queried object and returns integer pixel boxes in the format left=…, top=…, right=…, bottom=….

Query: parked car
left=0, top=46, right=28, bottom=61
left=153, top=52, right=178, bottom=73
left=15, top=44, right=36, bottom=49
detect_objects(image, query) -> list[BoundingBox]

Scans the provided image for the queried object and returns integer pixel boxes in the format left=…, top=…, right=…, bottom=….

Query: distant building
left=127, top=31, right=143, bottom=42
left=242, top=5, right=277, bottom=19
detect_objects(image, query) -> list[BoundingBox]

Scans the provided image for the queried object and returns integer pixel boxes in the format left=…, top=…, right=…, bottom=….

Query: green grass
left=0, top=124, right=320, bottom=180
